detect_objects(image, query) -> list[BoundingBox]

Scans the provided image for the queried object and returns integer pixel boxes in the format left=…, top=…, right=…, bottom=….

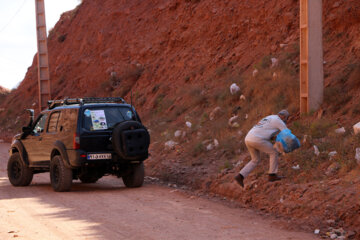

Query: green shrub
left=219, top=160, right=233, bottom=172
left=192, top=142, right=204, bottom=157
left=254, top=55, right=272, bottom=69
left=308, top=119, right=336, bottom=138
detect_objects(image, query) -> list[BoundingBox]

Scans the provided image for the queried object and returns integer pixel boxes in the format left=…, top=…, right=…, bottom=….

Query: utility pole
left=300, top=0, right=323, bottom=113
left=35, top=0, right=51, bottom=112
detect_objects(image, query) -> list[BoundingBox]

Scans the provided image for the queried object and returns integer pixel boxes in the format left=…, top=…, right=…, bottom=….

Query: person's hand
left=273, top=142, right=285, bottom=154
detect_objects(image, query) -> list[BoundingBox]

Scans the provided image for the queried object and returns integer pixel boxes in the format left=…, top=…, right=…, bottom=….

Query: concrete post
left=35, top=0, right=51, bottom=112
left=300, top=0, right=323, bottom=113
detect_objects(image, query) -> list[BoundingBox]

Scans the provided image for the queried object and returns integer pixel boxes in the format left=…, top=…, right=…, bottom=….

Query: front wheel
left=122, top=162, right=144, bottom=188
left=50, top=155, right=72, bottom=192
left=7, top=152, right=33, bottom=186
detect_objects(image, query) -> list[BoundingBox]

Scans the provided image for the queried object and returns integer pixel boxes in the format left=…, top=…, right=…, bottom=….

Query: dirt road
left=0, top=143, right=318, bottom=240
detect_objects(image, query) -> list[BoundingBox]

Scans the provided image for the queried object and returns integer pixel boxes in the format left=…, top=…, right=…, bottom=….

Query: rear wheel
left=50, top=155, right=72, bottom=192
left=7, top=152, right=33, bottom=186
left=122, top=162, right=144, bottom=188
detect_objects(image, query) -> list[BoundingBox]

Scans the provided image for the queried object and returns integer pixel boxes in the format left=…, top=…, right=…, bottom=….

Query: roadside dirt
left=0, top=143, right=319, bottom=240
left=147, top=144, right=360, bottom=239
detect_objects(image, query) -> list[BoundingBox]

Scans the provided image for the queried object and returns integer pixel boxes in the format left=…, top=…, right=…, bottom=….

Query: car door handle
left=39, top=137, right=42, bottom=141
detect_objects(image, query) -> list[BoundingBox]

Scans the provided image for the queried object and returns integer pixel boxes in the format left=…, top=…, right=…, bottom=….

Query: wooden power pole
left=35, top=0, right=51, bottom=112
left=300, top=0, right=324, bottom=113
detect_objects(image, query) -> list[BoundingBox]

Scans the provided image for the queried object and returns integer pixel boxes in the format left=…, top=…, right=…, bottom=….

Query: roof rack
left=47, top=97, right=127, bottom=109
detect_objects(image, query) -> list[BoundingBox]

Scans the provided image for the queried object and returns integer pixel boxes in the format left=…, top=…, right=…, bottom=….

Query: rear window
left=82, top=107, right=135, bottom=131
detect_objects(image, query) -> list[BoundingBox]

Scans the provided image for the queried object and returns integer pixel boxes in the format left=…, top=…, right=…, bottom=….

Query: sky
left=0, top=0, right=80, bottom=90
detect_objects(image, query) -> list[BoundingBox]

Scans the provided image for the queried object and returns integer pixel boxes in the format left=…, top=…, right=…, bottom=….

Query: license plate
left=87, top=153, right=112, bottom=160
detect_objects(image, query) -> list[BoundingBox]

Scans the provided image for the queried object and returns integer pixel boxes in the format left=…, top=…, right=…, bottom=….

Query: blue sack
left=275, top=129, right=301, bottom=153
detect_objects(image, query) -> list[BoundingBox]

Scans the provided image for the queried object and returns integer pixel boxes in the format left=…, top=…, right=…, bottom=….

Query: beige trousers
left=239, top=139, right=279, bottom=178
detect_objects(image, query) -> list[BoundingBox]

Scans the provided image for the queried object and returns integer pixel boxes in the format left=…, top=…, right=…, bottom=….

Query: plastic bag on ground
left=275, top=129, right=301, bottom=153
left=229, top=83, right=240, bottom=95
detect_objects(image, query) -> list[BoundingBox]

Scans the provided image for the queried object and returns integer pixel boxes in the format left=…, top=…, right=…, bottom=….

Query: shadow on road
left=0, top=142, right=158, bottom=239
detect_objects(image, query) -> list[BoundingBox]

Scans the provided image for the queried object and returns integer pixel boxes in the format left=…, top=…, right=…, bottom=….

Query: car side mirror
left=22, top=126, right=32, bottom=134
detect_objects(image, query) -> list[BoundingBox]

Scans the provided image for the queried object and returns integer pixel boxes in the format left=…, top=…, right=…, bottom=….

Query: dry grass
left=145, top=47, right=358, bottom=185
left=284, top=116, right=359, bottom=182
left=324, top=85, right=352, bottom=113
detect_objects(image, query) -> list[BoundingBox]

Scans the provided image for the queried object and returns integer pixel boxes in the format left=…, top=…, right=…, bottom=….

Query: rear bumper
left=67, top=150, right=147, bottom=168
left=67, top=149, right=85, bottom=167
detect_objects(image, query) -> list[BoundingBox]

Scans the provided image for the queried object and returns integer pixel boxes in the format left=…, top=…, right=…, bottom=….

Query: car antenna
left=130, top=88, right=133, bottom=108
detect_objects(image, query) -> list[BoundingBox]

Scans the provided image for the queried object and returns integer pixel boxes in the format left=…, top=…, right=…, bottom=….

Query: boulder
left=252, top=69, right=258, bottom=77
left=165, top=140, right=178, bottom=149
left=355, top=148, right=360, bottom=166
left=228, top=115, right=240, bottom=128
left=209, top=106, right=222, bottom=120
left=313, top=145, right=320, bottom=156
left=353, top=122, right=360, bottom=135
left=213, top=139, right=219, bottom=148
left=292, top=164, right=300, bottom=170
left=272, top=72, right=277, bottom=79
left=271, top=57, right=278, bottom=68
left=174, top=130, right=182, bottom=138
left=334, top=127, right=345, bottom=134
left=206, top=144, right=213, bottom=151
left=328, top=151, right=337, bottom=159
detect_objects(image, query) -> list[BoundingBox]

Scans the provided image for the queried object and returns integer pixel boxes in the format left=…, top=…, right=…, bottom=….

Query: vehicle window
left=47, top=112, right=60, bottom=133
left=33, top=114, right=48, bottom=134
left=83, top=107, right=135, bottom=131
left=58, top=108, right=78, bottom=132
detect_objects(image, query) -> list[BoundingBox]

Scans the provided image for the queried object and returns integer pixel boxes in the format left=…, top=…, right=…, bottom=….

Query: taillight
left=73, top=133, right=80, bottom=149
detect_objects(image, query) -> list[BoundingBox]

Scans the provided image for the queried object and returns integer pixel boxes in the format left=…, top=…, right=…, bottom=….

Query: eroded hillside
left=1, top=0, right=360, bottom=237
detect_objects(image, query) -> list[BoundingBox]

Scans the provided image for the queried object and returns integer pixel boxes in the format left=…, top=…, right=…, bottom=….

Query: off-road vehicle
left=7, top=97, right=150, bottom=192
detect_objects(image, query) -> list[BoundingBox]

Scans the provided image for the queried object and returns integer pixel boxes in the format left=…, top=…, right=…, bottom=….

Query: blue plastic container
left=276, top=129, right=301, bottom=153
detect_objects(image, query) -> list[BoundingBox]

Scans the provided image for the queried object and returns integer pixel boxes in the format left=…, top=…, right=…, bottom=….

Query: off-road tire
left=7, top=152, right=33, bottom=186
left=50, top=155, right=72, bottom=192
left=112, top=120, right=150, bottom=160
left=122, top=162, right=144, bottom=188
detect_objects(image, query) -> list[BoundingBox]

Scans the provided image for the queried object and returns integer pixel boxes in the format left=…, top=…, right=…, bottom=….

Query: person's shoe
left=234, top=174, right=244, bottom=188
left=268, top=174, right=285, bottom=182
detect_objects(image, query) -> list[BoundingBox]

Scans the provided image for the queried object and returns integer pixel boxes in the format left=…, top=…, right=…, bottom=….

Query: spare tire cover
left=112, top=120, right=150, bottom=160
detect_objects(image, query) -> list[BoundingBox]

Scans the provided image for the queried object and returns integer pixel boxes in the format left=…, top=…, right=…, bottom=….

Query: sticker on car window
left=84, top=109, right=91, bottom=117
left=90, top=110, right=108, bottom=130
left=126, top=110, right=133, bottom=119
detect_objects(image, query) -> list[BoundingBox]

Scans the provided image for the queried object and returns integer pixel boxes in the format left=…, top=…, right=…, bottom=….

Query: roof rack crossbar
left=47, top=97, right=126, bottom=109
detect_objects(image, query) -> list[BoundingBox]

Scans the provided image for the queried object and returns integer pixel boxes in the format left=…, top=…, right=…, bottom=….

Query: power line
left=0, top=0, right=28, bottom=34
